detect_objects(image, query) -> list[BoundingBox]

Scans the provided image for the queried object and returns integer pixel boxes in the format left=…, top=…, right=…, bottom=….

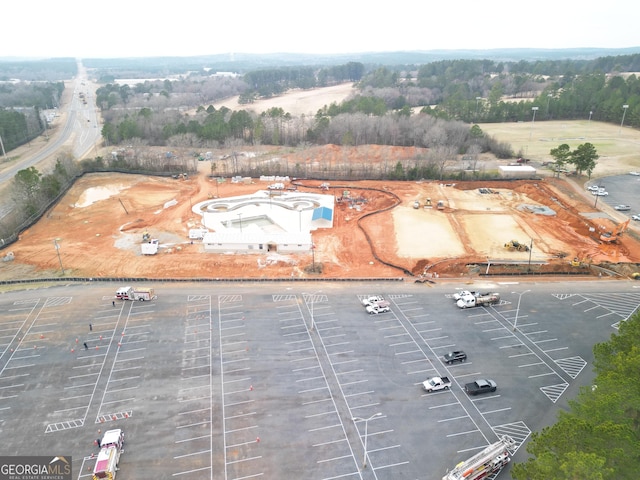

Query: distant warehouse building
left=499, top=165, right=537, bottom=179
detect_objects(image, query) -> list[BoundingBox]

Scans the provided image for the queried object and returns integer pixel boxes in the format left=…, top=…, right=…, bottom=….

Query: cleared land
left=2, top=87, right=640, bottom=281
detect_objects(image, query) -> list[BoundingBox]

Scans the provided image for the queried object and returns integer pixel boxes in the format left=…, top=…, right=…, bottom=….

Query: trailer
left=442, top=435, right=515, bottom=480
left=115, top=286, right=156, bottom=301
left=141, top=239, right=159, bottom=255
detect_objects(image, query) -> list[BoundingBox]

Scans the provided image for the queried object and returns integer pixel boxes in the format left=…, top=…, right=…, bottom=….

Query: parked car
left=594, top=191, right=608, bottom=196
left=630, top=171, right=640, bottom=176
left=422, top=376, right=451, bottom=392
left=632, top=214, right=640, bottom=221
left=587, top=185, right=601, bottom=191
left=452, top=290, right=484, bottom=301
left=615, top=205, right=631, bottom=211
left=361, top=295, right=385, bottom=307
left=464, top=379, right=498, bottom=395
left=443, top=351, right=467, bottom=364
left=366, top=301, right=391, bottom=314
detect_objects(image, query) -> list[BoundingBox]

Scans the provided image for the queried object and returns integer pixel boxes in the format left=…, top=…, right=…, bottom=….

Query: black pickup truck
left=464, top=379, right=497, bottom=395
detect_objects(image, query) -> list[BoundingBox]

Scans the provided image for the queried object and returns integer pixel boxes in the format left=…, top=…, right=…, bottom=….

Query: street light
left=297, top=206, right=303, bottom=233
left=53, top=239, right=64, bottom=274
left=304, top=290, right=322, bottom=331
left=620, top=104, right=629, bottom=134
left=237, top=212, right=243, bottom=233
left=530, top=107, right=539, bottom=140
left=593, top=185, right=604, bottom=208
left=511, top=290, right=530, bottom=331
left=352, top=412, right=382, bottom=469
left=546, top=93, right=553, bottom=119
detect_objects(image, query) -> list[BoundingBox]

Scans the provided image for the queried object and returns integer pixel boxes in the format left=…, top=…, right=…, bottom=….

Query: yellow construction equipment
left=504, top=240, right=530, bottom=252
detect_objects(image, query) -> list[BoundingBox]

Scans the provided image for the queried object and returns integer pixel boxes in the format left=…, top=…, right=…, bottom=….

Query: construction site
left=1, top=144, right=640, bottom=281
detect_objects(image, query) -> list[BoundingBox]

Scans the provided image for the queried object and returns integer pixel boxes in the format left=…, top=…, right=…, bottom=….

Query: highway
left=0, top=60, right=100, bottom=219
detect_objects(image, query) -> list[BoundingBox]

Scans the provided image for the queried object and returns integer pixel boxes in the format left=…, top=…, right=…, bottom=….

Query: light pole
left=593, top=185, right=604, bottom=208
left=352, top=412, right=382, bottom=469
left=530, top=106, right=539, bottom=140
left=297, top=206, right=302, bottom=233
left=237, top=212, right=243, bottom=233
left=511, top=290, right=530, bottom=331
left=620, top=104, right=629, bottom=134
left=53, top=239, right=64, bottom=274
left=304, top=290, right=322, bottom=331
left=546, top=93, right=553, bottom=119
left=527, top=238, right=533, bottom=272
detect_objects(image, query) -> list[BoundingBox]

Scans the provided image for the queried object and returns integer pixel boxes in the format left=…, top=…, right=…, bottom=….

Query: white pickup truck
left=366, top=301, right=391, bottom=314
left=362, top=295, right=385, bottom=307
left=422, top=376, right=451, bottom=392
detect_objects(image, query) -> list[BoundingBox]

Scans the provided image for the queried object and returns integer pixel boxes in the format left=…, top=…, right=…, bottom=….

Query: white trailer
left=141, top=239, right=159, bottom=255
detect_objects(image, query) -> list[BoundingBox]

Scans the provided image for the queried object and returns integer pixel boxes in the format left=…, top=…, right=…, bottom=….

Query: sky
left=4, top=0, right=640, bottom=59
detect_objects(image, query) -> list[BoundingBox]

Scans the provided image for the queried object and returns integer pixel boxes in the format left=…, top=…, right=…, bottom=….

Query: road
left=0, top=59, right=100, bottom=218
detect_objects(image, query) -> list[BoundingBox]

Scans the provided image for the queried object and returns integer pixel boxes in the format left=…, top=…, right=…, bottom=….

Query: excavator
left=600, top=219, right=630, bottom=244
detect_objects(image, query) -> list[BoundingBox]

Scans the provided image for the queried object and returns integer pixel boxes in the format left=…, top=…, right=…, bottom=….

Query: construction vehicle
left=442, top=435, right=515, bottom=480
left=456, top=293, right=500, bottom=309
left=424, top=198, right=433, bottom=209
left=600, top=219, right=630, bottom=243
left=93, top=429, right=124, bottom=480
left=115, top=286, right=156, bottom=301
left=413, top=200, right=420, bottom=209
left=504, top=240, right=530, bottom=252
left=437, top=200, right=445, bottom=210
left=142, top=231, right=150, bottom=242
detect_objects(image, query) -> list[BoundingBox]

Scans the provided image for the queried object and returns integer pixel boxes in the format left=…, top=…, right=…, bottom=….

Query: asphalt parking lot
left=587, top=173, right=640, bottom=220
left=1, top=279, right=637, bottom=479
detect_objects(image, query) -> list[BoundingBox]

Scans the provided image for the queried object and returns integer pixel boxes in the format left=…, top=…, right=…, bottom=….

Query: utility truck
left=442, top=435, right=515, bottom=480
left=92, top=428, right=124, bottom=480
left=456, top=293, right=499, bottom=309
left=422, top=376, right=451, bottom=392
left=115, top=286, right=156, bottom=301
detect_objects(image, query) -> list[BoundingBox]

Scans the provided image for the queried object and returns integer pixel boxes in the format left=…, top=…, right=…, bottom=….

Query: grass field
left=479, top=119, right=640, bottom=176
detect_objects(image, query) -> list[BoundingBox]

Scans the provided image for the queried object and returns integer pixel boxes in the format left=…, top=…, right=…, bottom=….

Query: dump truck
left=456, top=293, right=500, bottom=309
left=115, top=286, right=156, bottom=301
left=442, top=435, right=514, bottom=480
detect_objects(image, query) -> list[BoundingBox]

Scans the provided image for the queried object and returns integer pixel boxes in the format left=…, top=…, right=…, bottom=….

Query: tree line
left=512, top=311, right=640, bottom=479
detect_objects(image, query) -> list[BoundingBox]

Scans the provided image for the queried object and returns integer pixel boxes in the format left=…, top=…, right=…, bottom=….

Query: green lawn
left=479, top=120, right=640, bottom=174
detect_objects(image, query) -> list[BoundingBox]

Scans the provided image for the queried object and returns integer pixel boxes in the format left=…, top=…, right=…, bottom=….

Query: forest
left=511, top=312, right=640, bottom=479
left=2, top=53, right=640, bottom=159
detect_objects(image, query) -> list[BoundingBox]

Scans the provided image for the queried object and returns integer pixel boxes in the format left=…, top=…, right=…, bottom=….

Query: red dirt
left=2, top=145, right=640, bottom=281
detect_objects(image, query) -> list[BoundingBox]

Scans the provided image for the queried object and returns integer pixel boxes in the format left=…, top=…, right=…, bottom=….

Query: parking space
left=0, top=281, right=635, bottom=479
